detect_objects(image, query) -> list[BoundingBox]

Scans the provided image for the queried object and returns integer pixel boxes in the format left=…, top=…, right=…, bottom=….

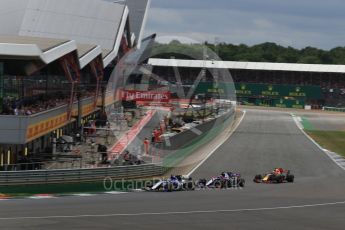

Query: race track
left=1, top=109, right=344, bottom=230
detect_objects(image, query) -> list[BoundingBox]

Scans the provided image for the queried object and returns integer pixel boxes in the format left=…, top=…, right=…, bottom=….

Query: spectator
left=153, top=128, right=161, bottom=143
left=123, top=150, right=130, bottom=163
left=143, top=138, right=150, bottom=155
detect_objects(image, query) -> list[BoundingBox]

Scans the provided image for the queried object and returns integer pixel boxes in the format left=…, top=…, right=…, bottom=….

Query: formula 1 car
left=196, top=172, right=245, bottom=189
left=253, top=168, right=294, bottom=183
left=143, top=175, right=195, bottom=192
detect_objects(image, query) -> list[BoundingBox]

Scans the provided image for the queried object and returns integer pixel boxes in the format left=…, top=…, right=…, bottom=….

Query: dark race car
left=197, top=172, right=245, bottom=189
left=143, top=175, right=195, bottom=192
left=254, top=168, right=294, bottom=183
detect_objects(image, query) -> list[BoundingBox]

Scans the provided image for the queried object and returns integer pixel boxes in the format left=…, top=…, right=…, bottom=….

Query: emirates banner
left=121, top=90, right=171, bottom=102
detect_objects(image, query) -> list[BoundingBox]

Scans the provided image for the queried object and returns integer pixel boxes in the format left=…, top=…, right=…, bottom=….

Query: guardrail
left=0, top=163, right=163, bottom=186
left=323, top=107, right=345, bottom=112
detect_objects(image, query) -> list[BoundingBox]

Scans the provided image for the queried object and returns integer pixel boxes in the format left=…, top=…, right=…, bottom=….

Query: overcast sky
left=144, top=0, right=345, bottom=50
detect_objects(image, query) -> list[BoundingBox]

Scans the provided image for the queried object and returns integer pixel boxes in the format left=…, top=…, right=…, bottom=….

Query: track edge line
left=186, top=110, right=247, bottom=177
left=291, top=113, right=345, bottom=171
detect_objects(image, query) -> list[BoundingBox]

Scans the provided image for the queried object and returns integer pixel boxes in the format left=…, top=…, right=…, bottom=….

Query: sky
left=144, top=0, right=345, bottom=50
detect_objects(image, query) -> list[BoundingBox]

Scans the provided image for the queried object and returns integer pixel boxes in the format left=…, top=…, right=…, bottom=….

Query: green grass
left=301, top=117, right=315, bottom=130
left=0, top=182, right=107, bottom=195
left=306, top=130, right=345, bottom=157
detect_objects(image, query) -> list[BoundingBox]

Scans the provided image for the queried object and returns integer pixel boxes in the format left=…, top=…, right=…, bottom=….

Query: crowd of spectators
left=1, top=90, right=98, bottom=116
left=231, top=70, right=345, bottom=93
left=1, top=92, right=70, bottom=116
left=153, top=66, right=345, bottom=108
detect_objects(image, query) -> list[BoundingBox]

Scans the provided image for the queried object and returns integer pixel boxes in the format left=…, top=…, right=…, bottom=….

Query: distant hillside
left=151, top=41, right=345, bottom=65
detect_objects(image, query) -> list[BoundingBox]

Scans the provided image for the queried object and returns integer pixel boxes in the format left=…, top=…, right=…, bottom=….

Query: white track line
left=29, top=195, right=56, bottom=199
left=187, top=110, right=246, bottom=177
left=104, top=191, right=128, bottom=195
left=72, top=194, right=95, bottom=197
left=0, top=201, right=344, bottom=220
left=291, top=114, right=345, bottom=171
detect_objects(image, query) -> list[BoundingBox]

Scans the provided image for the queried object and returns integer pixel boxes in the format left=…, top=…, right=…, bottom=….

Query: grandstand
left=0, top=0, right=152, bottom=165
left=148, top=58, right=345, bottom=109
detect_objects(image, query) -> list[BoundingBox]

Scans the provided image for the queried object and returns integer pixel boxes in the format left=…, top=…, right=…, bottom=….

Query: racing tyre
left=275, top=175, right=284, bottom=183
left=226, top=180, right=233, bottom=188
left=196, top=179, right=207, bottom=188
left=214, top=180, right=222, bottom=188
left=253, top=174, right=262, bottom=182
left=239, top=178, right=245, bottom=187
left=184, top=181, right=195, bottom=191
left=286, top=174, right=294, bottom=183
left=164, top=183, right=173, bottom=192
left=172, top=182, right=180, bottom=191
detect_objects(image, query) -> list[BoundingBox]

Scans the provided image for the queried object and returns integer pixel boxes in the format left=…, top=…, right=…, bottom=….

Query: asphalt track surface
left=1, top=109, right=344, bottom=230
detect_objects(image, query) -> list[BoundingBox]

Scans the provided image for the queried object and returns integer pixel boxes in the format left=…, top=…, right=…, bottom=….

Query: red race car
left=254, top=168, right=294, bottom=183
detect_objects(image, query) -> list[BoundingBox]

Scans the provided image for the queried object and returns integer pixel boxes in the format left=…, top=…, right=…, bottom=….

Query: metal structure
left=149, top=58, right=345, bottom=73
left=0, top=0, right=152, bottom=165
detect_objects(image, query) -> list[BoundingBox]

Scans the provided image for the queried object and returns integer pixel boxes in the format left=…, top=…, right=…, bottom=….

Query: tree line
left=151, top=40, right=345, bottom=64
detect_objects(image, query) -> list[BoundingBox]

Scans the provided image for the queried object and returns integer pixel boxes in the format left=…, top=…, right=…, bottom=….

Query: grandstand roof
left=148, top=58, right=345, bottom=74
left=0, top=35, right=69, bottom=52
left=0, top=35, right=76, bottom=64
left=0, top=0, right=135, bottom=68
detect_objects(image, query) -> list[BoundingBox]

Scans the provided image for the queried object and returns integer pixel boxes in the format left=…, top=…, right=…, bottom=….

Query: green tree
left=151, top=42, right=345, bottom=65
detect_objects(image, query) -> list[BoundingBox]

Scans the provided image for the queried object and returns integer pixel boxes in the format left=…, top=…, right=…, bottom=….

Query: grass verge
left=306, top=130, right=345, bottom=157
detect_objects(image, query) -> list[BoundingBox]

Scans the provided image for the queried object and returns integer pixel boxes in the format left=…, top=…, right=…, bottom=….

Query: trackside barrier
left=0, top=163, right=163, bottom=186
left=162, top=109, right=235, bottom=169
left=323, top=107, right=345, bottom=112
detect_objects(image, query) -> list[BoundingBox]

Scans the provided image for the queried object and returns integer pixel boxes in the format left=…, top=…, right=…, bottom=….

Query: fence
left=0, top=163, right=163, bottom=186
left=323, top=107, right=345, bottom=112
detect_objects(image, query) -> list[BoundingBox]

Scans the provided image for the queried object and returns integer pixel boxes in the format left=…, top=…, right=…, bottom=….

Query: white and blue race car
left=197, top=172, right=245, bottom=188
left=144, top=175, right=195, bottom=192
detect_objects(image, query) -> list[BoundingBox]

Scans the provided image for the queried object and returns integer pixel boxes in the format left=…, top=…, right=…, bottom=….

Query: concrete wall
left=162, top=110, right=235, bottom=151
left=124, top=108, right=235, bottom=156
left=0, top=115, right=29, bottom=144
